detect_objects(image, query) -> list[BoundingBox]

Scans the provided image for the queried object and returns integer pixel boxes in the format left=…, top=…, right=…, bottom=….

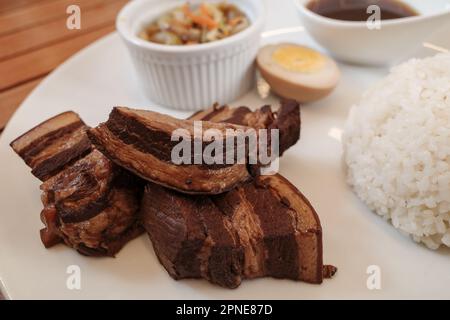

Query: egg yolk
left=271, top=46, right=326, bottom=73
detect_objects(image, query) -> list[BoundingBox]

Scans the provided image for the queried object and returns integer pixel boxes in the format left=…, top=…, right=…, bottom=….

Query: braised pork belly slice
left=40, top=149, right=117, bottom=223
left=39, top=149, right=144, bottom=256
left=88, top=107, right=254, bottom=195
left=140, top=174, right=336, bottom=289
left=41, top=184, right=142, bottom=257
left=188, top=99, right=301, bottom=156
left=40, top=188, right=142, bottom=257
left=10, top=111, right=92, bottom=181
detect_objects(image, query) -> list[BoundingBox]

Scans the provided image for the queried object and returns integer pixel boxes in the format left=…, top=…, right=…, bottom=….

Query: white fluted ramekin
left=117, top=0, right=266, bottom=111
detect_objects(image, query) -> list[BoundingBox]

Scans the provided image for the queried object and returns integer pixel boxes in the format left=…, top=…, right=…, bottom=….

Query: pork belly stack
left=88, top=107, right=254, bottom=195
left=10, top=100, right=335, bottom=288
left=10, top=112, right=143, bottom=256
left=141, top=175, right=336, bottom=288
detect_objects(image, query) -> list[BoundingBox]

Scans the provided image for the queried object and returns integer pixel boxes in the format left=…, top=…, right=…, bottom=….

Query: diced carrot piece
left=183, top=3, right=218, bottom=30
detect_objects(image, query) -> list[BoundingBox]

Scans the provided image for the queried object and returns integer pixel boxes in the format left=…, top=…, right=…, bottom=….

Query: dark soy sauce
left=307, top=0, right=418, bottom=21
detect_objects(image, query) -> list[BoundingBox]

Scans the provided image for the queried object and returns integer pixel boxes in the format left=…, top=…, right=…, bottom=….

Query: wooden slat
left=0, top=78, right=43, bottom=131
left=0, top=24, right=115, bottom=92
left=0, top=0, right=127, bottom=61
left=0, top=0, right=51, bottom=14
left=0, top=0, right=123, bottom=36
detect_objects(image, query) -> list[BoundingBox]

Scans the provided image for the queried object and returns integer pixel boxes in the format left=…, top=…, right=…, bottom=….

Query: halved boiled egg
left=257, top=43, right=340, bottom=103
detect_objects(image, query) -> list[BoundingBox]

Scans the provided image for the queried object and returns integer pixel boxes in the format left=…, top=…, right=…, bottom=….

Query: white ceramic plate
left=1, top=1, right=449, bottom=300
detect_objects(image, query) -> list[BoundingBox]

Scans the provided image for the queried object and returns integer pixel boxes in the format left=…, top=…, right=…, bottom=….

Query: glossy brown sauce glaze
left=307, top=0, right=418, bottom=21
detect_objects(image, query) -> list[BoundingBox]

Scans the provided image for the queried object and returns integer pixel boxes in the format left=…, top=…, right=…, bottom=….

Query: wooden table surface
left=0, top=0, right=130, bottom=135
left=0, top=0, right=130, bottom=300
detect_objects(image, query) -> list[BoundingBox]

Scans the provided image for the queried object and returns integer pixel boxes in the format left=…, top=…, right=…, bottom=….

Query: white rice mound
left=343, top=53, right=450, bottom=250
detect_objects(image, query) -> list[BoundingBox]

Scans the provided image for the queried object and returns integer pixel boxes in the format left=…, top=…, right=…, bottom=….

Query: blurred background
left=0, top=0, right=128, bottom=136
